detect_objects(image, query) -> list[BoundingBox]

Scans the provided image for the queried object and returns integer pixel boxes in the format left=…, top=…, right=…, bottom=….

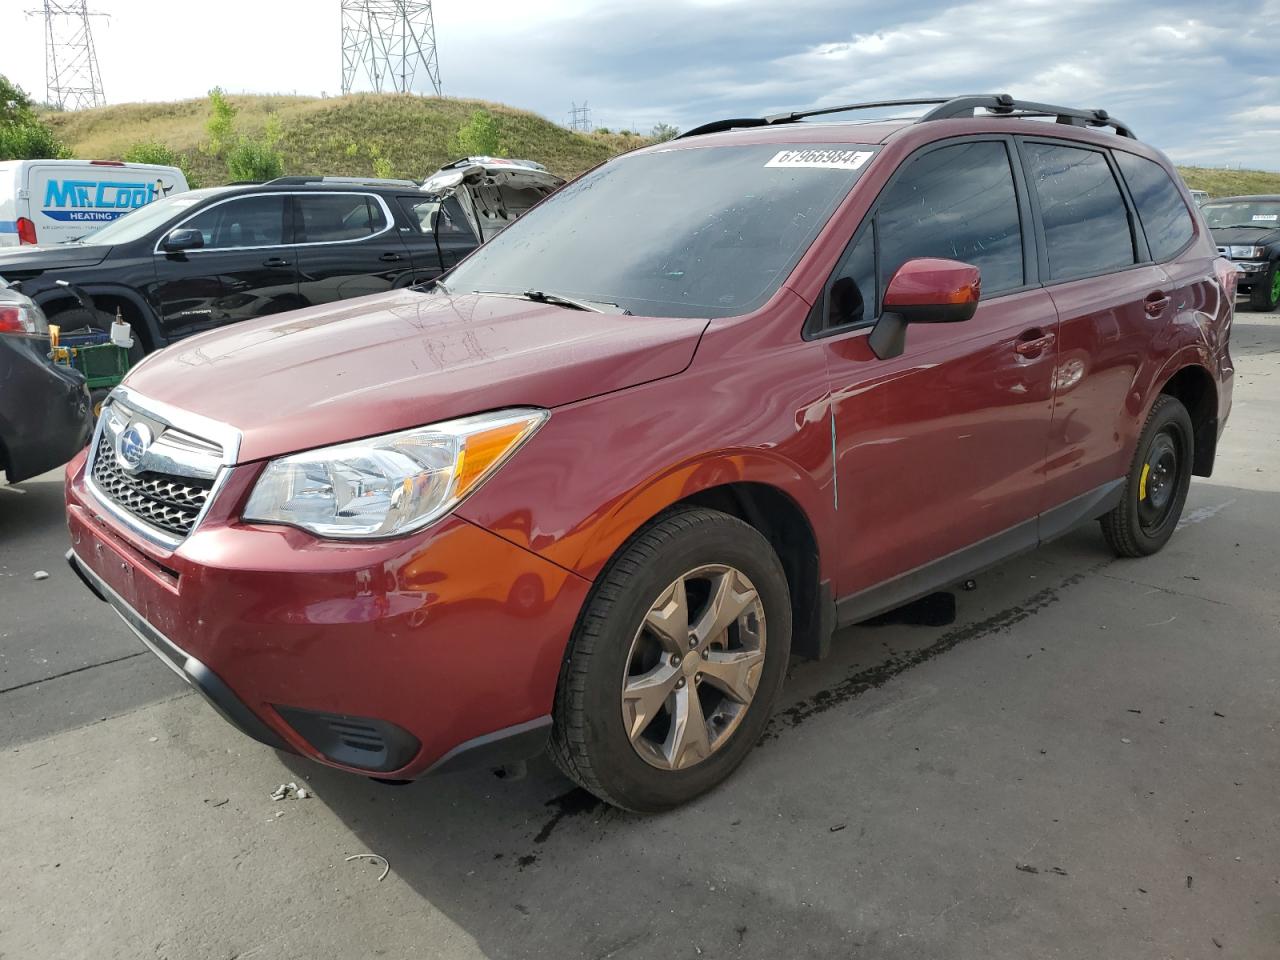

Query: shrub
left=205, top=86, right=237, bottom=155
left=225, top=138, right=284, bottom=182
left=650, top=122, right=680, bottom=142
left=452, top=109, right=502, bottom=157
left=122, top=140, right=200, bottom=187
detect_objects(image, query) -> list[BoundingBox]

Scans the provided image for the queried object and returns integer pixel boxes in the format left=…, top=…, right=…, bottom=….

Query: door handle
left=1144, top=291, right=1171, bottom=317
left=262, top=257, right=290, bottom=268
left=1014, top=329, right=1056, bottom=357
left=379, top=252, right=404, bottom=262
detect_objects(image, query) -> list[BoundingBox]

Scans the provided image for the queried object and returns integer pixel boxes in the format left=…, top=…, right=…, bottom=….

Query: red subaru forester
left=66, top=95, right=1234, bottom=811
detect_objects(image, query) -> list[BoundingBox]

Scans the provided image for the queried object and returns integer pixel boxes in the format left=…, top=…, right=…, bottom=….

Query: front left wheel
left=549, top=507, right=792, bottom=812
left=1248, top=263, right=1280, bottom=312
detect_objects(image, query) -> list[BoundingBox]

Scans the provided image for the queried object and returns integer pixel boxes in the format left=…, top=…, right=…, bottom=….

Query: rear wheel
left=1100, top=394, right=1194, bottom=557
left=1248, top=263, right=1280, bottom=312
left=550, top=507, right=791, bottom=812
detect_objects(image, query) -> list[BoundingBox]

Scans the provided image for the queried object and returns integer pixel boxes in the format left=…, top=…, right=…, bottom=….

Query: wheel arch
left=36, top=284, right=165, bottom=353
left=1154, top=361, right=1218, bottom=477
left=571, top=454, right=837, bottom=662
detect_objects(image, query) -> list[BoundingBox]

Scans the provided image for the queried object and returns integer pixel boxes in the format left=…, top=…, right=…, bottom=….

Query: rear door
left=397, top=194, right=477, bottom=272
left=153, top=192, right=297, bottom=337
left=294, top=192, right=415, bottom=305
left=1018, top=139, right=1171, bottom=528
left=820, top=138, right=1059, bottom=608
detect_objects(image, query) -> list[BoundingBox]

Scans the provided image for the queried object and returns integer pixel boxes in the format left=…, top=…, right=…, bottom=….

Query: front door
left=817, top=139, right=1059, bottom=611
left=153, top=193, right=297, bottom=339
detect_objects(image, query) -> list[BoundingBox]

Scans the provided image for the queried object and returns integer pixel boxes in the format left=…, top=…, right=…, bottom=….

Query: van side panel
left=23, top=162, right=188, bottom=246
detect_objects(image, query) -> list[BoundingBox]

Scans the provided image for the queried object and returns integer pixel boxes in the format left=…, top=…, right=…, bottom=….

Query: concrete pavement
left=2, top=315, right=1278, bottom=959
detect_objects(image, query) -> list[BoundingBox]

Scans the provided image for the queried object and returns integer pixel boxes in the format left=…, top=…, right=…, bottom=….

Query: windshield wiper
left=1216, top=223, right=1275, bottom=229
left=472, top=289, right=631, bottom=315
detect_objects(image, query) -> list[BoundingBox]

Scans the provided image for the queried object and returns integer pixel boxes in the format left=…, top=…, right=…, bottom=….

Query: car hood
left=0, top=244, right=112, bottom=277
left=123, top=289, right=707, bottom=463
left=1209, top=226, right=1280, bottom=246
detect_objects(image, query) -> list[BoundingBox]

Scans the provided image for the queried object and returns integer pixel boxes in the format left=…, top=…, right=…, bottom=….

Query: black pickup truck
left=1201, top=195, right=1280, bottom=311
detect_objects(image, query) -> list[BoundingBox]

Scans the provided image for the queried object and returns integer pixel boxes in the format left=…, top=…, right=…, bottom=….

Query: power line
left=25, top=1, right=106, bottom=110
left=340, top=0, right=442, bottom=97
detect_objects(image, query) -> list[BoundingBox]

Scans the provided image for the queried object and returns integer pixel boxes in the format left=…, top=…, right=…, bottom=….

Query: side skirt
left=833, top=479, right=1124, bottom=628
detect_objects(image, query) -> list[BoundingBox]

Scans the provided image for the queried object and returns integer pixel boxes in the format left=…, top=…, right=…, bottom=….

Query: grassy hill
left=43, top=93, right=650, bottom=185
left=42, top=93, right=1280, bottom=198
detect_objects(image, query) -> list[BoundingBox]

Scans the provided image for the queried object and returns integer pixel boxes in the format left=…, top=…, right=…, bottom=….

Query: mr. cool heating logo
left=42, top=179, right=169, bottom=223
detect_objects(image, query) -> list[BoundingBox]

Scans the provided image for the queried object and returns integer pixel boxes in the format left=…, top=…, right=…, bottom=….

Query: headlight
left=1228, top=245, right=1266, bottom=259
left=243, top=408, right=547, bottom=539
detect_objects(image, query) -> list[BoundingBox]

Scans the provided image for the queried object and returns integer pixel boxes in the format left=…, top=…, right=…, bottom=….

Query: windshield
left=1201, top=199, right=1280, bottom=229
left=442, top=143, right=878, bottom=319
left=76, top=189, right=222, bottom=244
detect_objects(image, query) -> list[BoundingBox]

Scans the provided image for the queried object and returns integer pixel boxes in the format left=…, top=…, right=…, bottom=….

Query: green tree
left=452, top=109, right=503, bottom=157
left=122, top=140, right=200, bottom=187
left=650, top=122, right=680, bottom=142
left=205, top=86, right=237, bottom=155
left=0, top=74, right=71, bottom=160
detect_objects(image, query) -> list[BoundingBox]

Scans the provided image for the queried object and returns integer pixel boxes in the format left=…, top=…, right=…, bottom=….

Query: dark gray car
left=0, top=281, right=91, bottom=483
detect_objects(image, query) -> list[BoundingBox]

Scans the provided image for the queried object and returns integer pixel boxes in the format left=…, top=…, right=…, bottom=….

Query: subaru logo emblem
left=117, top=422, right=152, bottom=470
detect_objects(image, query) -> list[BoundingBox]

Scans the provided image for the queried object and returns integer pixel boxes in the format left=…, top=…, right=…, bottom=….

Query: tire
left=1248, top=264, right=1280, bottom=312
left=1100, top=394, right=1194, bottom=558
left=549, top=507, right=792, bottom=812
left=50, top=306, right=145, bottom=363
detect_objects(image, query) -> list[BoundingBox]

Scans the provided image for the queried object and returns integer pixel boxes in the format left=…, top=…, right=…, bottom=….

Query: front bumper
left=1229, top=259, right=1268, bottom=289
left=65, top=448, right=591, bottom=779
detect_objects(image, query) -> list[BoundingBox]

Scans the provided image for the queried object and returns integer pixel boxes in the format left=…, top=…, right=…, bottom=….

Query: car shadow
left=275, top=475, right=1268, bottom=958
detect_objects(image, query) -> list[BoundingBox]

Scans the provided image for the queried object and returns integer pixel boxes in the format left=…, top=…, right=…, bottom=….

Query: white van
left=0, top=159, right=189, bottom=247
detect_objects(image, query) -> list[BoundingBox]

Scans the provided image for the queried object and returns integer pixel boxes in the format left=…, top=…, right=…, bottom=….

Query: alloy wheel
left=620, top=564, right=766, bottom=770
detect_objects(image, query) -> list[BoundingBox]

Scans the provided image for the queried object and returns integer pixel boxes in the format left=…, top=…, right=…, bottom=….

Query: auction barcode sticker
left=1252, top=214, right=1278, bottom=221
left=765, top=149, right=875, bottom=171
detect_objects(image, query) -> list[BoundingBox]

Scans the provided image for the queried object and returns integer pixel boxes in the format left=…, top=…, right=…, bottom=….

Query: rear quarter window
left=1114, top=151, right=1195, bottom=261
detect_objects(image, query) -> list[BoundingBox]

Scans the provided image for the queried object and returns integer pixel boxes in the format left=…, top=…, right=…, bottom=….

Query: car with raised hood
left=65, top=95, right=1235, bottom=812
left=1200, top=195, right=1280, bottom=311
left=0, top=279, right=91, bottom=484
left=0, top=167, right=560, bottom=354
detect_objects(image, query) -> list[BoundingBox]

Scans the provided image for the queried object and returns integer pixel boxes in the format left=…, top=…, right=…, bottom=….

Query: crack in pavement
left=0, top=650, right=147, bottom=696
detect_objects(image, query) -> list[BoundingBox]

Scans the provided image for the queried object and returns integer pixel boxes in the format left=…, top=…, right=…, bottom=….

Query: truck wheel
left=1100, top=395, right=1194, bottom=558
left=50, top=306, right=144, bottom=363
left=550, top=507, right=791, bottom=812
left=1248, top=264, right=1280, bottom=312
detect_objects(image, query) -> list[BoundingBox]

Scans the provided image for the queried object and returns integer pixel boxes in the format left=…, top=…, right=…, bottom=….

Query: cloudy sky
left=2, top=0, right=1278, bottom=168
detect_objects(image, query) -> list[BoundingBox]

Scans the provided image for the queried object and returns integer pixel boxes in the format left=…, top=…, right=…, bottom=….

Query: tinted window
left=182, top=195, right=287, bottom=249
left=443, top=144, right=878, bottom=319
left=1025, top=143, right=1135, bottom=280
left=826, top=226, right=876, bottom=328
left=1115, top=152, right=1194, bottom=261
left=297, top=194, right=387, bottom=243
left=877, top=141, right=1024, bottom=297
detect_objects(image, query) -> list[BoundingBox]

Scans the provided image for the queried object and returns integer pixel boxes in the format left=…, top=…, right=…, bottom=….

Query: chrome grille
left=90, top=433, right=214, bottom=536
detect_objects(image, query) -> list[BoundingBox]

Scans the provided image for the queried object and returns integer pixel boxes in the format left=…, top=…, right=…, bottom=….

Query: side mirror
left=162, top=228, right=204, bottom=252
left=868, top=257, right=981, bottom=360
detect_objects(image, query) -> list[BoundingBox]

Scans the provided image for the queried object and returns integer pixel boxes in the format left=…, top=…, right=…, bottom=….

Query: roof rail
left=266, top=175, right=421, bottom=188
left=677, top=94, right=1137, bottom=140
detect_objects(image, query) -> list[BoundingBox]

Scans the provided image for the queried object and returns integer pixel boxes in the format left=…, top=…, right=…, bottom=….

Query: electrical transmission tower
left=340, top=1, right=442, bottom=97
left=28, top=1, right=107, bottom=110
left=568, top=101, right=591, bottom=132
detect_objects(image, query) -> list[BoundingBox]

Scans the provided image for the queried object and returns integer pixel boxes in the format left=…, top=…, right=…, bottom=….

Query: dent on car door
left=153, top=193, right=297, bottom=336
left=295, top=193, right=413, bottom=305
left=1020, top=140, right=1174, bottom=518
left=820, top=139, right=1060, bottom=608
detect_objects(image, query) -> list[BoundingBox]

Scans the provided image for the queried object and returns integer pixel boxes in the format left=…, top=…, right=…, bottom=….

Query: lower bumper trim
left=65, top=548, right=288, bottom=752
left=426, top=715, right=552, bottom=776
